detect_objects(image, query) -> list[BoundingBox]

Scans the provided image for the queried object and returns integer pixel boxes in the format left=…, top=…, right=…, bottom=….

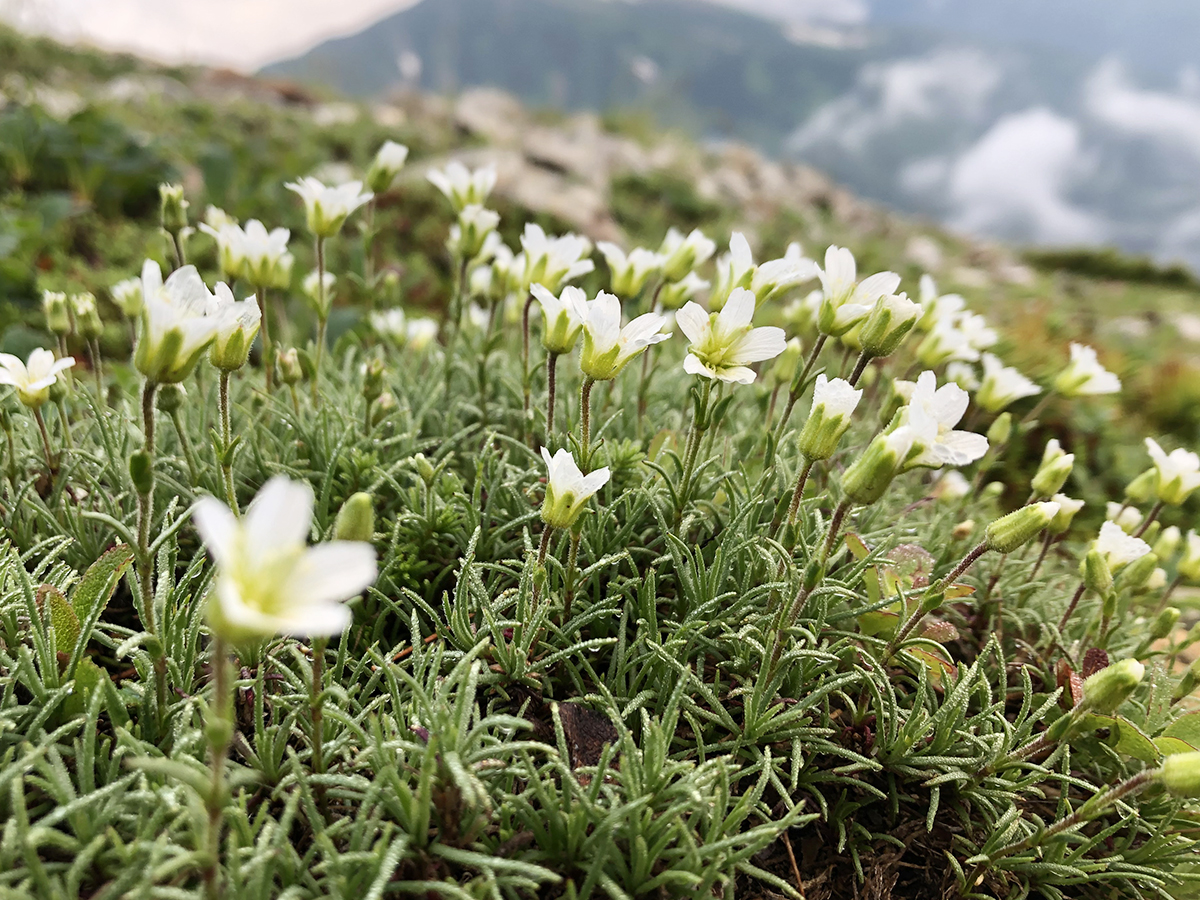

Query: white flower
left=945, top=362, right=980, bottom=392
left=285, top=176, right=374, bottom=238
left=1145, top=437, right=1200, bottom=506
left=901, top=370, right=989, bottom=469
left=531, top=284, right=586, bottom=355
left=976, top=353, right=1041, bottom=413
left=916, top=274, right=966, bottom=330
left=204, top=205, right=236, bottom=231
left=199, top=220, right=248, bottom=280
left=209, top=284, right=262, bottom=372
left=917, top=318, right=980, bottom=367
left=0, top=349, right=75, bottom=409
left=371, top=308, right=407, bottom=339
left=660, top=227, right=717, bottom=283
left=540, top=447, right=611, bottom=529
left=708, top=233, right=756, bottom=310
left=1054, top=343, right=1120, bottom=397
left=111, top=277, right=144, bottom=318
left=448, top=205, right=500, bottom=260
left=676, top=288, right=786, bottom=384
left=1105, top=502, right=1143, bottom=534
left=367, top=140, right=409, bottom=193
left=427, top=161, right=497, bottom=211
left=598, top=242, right=664, bottom=299
left=239, top=220, right=294, bottom=288
left=134, top=260, right=224, bottom=384
left=578, top=291, right=671, bottom=381
left=932, top=470, right=971, bottom=502
left=659, top=272, right=710, bottom=309
left=959, top=312, right=998, bottom=353
left=1093, top=520, right=1151, bottom=572
left=797, top=374, right=862, bottom=461
left=406, top=318, right=440, bottom=351
left=518, top=224, right=594, bottom=292
left=750, top=242, right=817, bottom=307
left=303, top=270, right=337, bottom=317
left=1048, top=493, right=1085, bottom=534
left=193, top=476, right=377, bottom=640
left=815, top=245, right=901, bottom=337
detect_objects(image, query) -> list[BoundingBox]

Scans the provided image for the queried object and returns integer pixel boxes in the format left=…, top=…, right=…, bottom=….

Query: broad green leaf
left=1154, top=736, right=1197, bottom=756
left=42, top=584, right=81, bottom=657
left=1161, top=712, right=1200, bottom=748
left=66, top=544, right=134, bottom=679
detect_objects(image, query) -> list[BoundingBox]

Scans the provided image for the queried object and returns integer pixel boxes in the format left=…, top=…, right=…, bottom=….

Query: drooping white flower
left=427, top=161, right=498, bottom=211
left=597, top=242, right=664, bottom=299
left=0, top=349, right=75, bottom=409
left=208, top=284, right=262, bottom=372
left=750, top=242, right=817, bottom=307
left=111, top=277, right=144, bottom=318
left=1054, top=343, right=1120, bottom=397
left=134, top=260, right=224, bottom=384
left=659, top=227, right=717, bottom=283
left=1093, top=520, right=1151, bottom=572
left=797, top=374, right=862, bottom=461
left=1145, top=437, right=1200, bottom=506
left=285, top=176, right=374, bottom=238
left=518, top=224, right=594, bottom=292
left=901, top=370, right=989, bottom=469
left=815, top=245, right=901, bottom=337
left=531, top=284, right=586, bottom=355
left=193, top=476, right=377, bottom=641
left=976, top=353, right=1041, bottom=413
left=578, top=291, right=671, bottom=381
left=539, top=447, right=611, bottom=529
left=675, top=288, right=786, bottom=384
left=366, top=140, right=409, bottom=193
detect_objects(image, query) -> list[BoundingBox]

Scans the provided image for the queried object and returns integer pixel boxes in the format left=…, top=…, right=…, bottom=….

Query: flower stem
left=57, top=335, right=74, bottom=388
left=55, top=398, right=73, bottom=449
left=311, top=636, right=328, bottom=814
left=218, top=372, right=237, bottom=512
left=674, top=379, right=713, bottom=533
left=170, top=409, right=199, bottom=486
left=1058, top=582, right=1088, bottom=632
left=848, top=351, right=872, bottom=387
left=579, top=377, right=596, bottom=470
left=822, top=499, right=852, bottom=563
left=545, top=351, right=560, bottom=445
left=442, top=256, right=468, bottom=404
left=563, top=530, right=581, bottom=621
left=202, top=634, right=231, bottom=900
left=888, top=541, right=988, bottom=658
left=312, top=236, right=327, bottom=407
left=1134, top=501, right=1164, bottom=538
left=89, top=338, right=104, bottom=401
left=32, top=407, right=55, bottom=473
left=787, top=458, right=816, bottom=528
left=136, top=380, right=167, bottom=728
left=774, top=334, right=827, bottom=444
left=256, top=287, right=273, bottom=393
left=522, top=293, right=535, bottom=439
left=1030, top=531, right=1054, bottom=579
left=170, top=229, right=188, bottom=270
left=532, top=525, right=554, bottom=607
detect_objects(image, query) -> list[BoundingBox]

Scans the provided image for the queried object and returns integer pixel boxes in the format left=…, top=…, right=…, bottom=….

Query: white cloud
left=789, top=48, right=1002, bottom=154
left=945, top=108, right=1103, bottom=245
left=1085, top=58, right=1200, bottom=159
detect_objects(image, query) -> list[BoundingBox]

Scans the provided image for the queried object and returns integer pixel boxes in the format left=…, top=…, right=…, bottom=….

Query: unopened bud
left=1031, top=441, right=1075, bottom=499
left=952, top=519, right=976, bottom=541
left=362, top=358, right=385, bottom=402
left=1114, top=551, right=1160, bottom=594
left=1160, top=751, right=1200, bottom=799
left=129, top=451, right=153, bottom=495
left=1154, top=526, right=1182, bottom=561
left=985, top=501, right=1060, bottom=553
left=1125, top=468, right=1158, bottom=504
left=986, top=412, right=1013, bottom=447
left=43, top=290, right=72, bottom=335
left=72, top=292, right=103, bottom=339
left=1081, top=547, right=1114, bottom=596
left=159, top=183, right=189, bottom=232
left=1081, top=658, right=1144, bottom=714
left=334, top=492, right=375, bottom=542
left=413, top=453, right=436, bottom=485
left=1173, top=657, right=1200, bottom=701
left=157, top=384, right=185, bottom=414
left=857, top=293, right=919, bottom=359
left=797, top=375, right=861, bottom=462
left=1150, top=607, right=1181, bottom=642
left=1048, top=494, right=1084, bottom=535
left=841, top=429, right=912, bottom=506
left=982, top=481, right=1005, bottom=502
left=278, top=348, right=303, bottom=385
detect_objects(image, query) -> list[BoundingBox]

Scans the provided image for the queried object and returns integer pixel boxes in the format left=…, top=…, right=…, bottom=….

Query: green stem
left=888, top=541, right=989, bottom=659
left=312, top=235, right=328, bottom=406
left=563, top=530, right=581, bottom=621
left=579, top=377, right=596, bottom=470
left=443, top=256, right=468, bottom=404
left=32, top=407, right=55, bottom=473
left=774, top=334, right=827, bottom=445
left=674, top=379, right=713, bottom=533
left=55, top=398, right=73, bottom=449
left=532, top=526, right=554, bottom=607
left=89, top=338, right=104, bottom=401
left=136, top=381, right=168, bottom=727
left=545, top=351, right=560, bottom=446
left=778, top=457, right=816, bottom=536
left=256, top=287, right=273, bottom=393
left=522, top=293, right=535, bottom=439
left=170, top=409, right=199, bottom=486
left=1134, top=501, right=1164, bottom=538
left=311, top=637, right=328, bottom=813
left=203, top=634, right=231, bottom=900
left=170, top=229, right=187, bottom=270
left=57, top=335, right=74, bottom=388
left=218, top=372, right=237, bottom=512
left=1057, top=582, right=1088, bottom=632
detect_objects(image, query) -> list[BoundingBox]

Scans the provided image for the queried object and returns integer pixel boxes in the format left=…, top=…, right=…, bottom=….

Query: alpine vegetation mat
left=2, top=142, right=1200, bottom=900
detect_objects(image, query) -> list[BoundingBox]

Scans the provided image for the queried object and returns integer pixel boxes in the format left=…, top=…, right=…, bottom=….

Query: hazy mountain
left=264, top=0, right=1200, bottom=269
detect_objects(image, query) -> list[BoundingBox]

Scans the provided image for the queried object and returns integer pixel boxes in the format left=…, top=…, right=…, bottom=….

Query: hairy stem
left=203, top=634, right=231, bottom=900
left=774, top=334, right=827, bottom=443
left=218, top=372, right=237, bottom=512
left=1133, top=501, right=1164, bottom=538
left=33, top=407, right=55, bottom=473
left=256, top=287, right=273, bottom=393
left=532, top=525, right=554, bottom=607
left=579, top=377, right=596, bottom=470
left=312, top=236, right=327, bottom=406
left=848, top=351, right=872, bottom=387
left=545, top=351, right=560, bottom=445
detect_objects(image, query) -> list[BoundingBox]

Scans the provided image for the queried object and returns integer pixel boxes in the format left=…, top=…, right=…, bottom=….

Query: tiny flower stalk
left=311, top=235, right=327, bottom=404
left=537, top=448, right=609, bottom=605
left=531, top=285, right=586, bottom=444
left=202, top=632, right=232, bottom=900
left=160, top=385, right=199, bottom=485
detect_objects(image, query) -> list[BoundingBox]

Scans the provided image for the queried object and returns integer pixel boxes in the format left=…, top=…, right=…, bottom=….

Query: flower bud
left=1124, top=468, right=1157, bottom=504
left=1081, top=547, right=1114, bottom=596
left=1114, top=551, right=1160, bottom=593
left=111, top=277, right=143, bottom=319
left=413, top=453, right=437, bottom=485
left=986, top=412, right=1013, bottom=448
left=1031, top=440, right=1074, bottom=499
left=981, top=481, right=1005, bottom=502
left=159, top=182, right=189, bottom=233
left=1179, top=530, right=1200, bottom=582
left=1154, top=526, right=1182, bottom=561
left=840, top=428, right=914, bottom=506
left=1160, top=751, right=1200, bottom=799
left=334, top=492, right=375, bottom=542
left=1081, top=658, right=1144, bottom=714
left=72, top=293, right=103, bottom=340
left=42, top=290, right=72, bottom=335
left=129, top=451, right=153, bottom=495
left=362, top=358, right=385, bottom=402
left=366, top=140, right=409, bottom=195
left=1047, top=494, right=1084, bottom=535
left=1173, top=657, right=1200, bottom=701
left=952, top=519, right=976, bottom=541
left=372, top=391, right=397, bottom=427
left=157, top=383, right=185, bottom=414
left=932, top=471, right=970, bottom=502
left=1149, top=607, right=1181, bottom=642
left=985, top=501, right=1060, bottom=553
left=797, top=375, right=862, bottom=462
left=449, top=205, right=501, bottom=261
left=857, top=292, right=919, bottom=359
left=278, top=348, right=303, bottom=386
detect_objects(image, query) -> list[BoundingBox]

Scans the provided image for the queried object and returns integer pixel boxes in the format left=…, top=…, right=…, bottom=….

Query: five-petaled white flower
left=285, top=177, right=374, bottom=238
left=916, top=274, right=966, bottom=331
left=676, top=288, right=786, bottom=384
left=236, top=220, right=294, bottom=289
left=976, top=353, right=1041, bottom=413
left=427, top=161, right=498, bottom=212
left=597, top=242, right=664, bottom=299
left=518, top=224, right=594, bottom=292
left=193, top=476, right=377, bottom=641
left=1145, top=437, right=1200, bottom=506
left=135, top=260, right=224, bottom=384
left=1054, top=343, right=1121, bottom=397
left=900, top=370, right=989, bottom=469
left=209, top=284, right=262, bottom=372
left=660, top=227, right=717, bottom=283
left=448, top=205, right=501, bottom=260
left=540, top=447, right=611, bottom=529
left=798, top=374, right=862, bottom=461
left=531, top=284, right=586, bottom=355
left=577, top=291, right=671, bottom=381
left=1093, top=520, right=1151, bottom=573
left=815, top=245, right=901, bottom=337
left=199, top=220, right=248, bottom=280
left=371, top=308, right=407, bottom=339
left=0, top=349, right=75, bottom=409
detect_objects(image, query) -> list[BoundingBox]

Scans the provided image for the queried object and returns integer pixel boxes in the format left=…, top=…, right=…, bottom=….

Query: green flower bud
left=361, top=358, right=385, bottom=403
left=1048, top=494, right=1084, bottom=535
left=1081, top=658, right=1144, bottom=714
left=72, top=293, right=103, bottom=340
left=159, top=183, right=189, bottom=233
left=1114, top=551, right=1160, bottom=593
left=981, top=481, right=1005, bottom=502
left=857, top=292, right=920, bottom=359
left=1154, top=526, right=1182, bottom=561
left=1160, top=751, right=1200, bottom=799
left=1081, top=547, right=1114, bottom=596
left=278, top=348, right=303, bottom=386
left=129, top=451, right=153, bottom=495
left=1180, top=530, right=1200, bottom=582
left=1031, top=440, right=1074, bottom=499
left=841, top=429, right=914, bottom=506
left=334, top=492, right=375, bottom=542
left=413, top=453, right=436, bottom=485
left=986, top=412, right=1013, bottom=447
left=1125, top=467, right=1158, bottom=503
left=1173, top=657, right=1200, bottom=701
left=157, top=384, right=185, bottom=414
left=42, top=290, right=72, bottom=336
left=797, top=375, right=862, bottom=462
left=1150, top=607, right=1181, bottom=642
left=984, top=501, right=1060, bottom=553
left=372, top=391, right=397, bottom=427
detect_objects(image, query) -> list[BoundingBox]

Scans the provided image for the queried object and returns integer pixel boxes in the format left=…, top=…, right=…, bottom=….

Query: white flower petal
left=244, top=476, right=314, bottom=557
